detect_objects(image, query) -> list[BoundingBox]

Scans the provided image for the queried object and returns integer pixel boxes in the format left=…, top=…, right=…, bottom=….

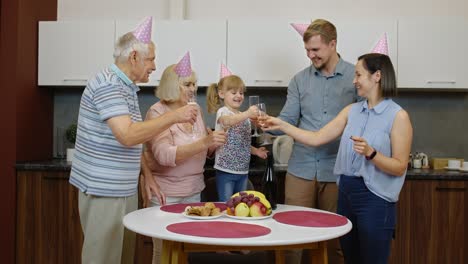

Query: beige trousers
left=78, top=191, right=137, bottom=264
left=284, top=173, right=343, bottom=264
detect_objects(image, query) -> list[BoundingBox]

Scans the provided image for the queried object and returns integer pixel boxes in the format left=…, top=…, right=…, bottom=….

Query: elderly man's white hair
left=113, top=32, right=154, bottom=63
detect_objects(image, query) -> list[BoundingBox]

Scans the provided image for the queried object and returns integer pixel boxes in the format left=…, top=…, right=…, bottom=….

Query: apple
left=234, top=202, right=250, bottom=217
left=249, top=202, right=267, bottom=217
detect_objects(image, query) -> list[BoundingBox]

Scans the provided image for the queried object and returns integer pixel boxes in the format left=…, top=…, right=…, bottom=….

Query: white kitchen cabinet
left=333, top=18, right=398, bottom=72
left=38, top=21, right=115, bottom=86
left=227, top=19, right=397, bottom=87
left=227, top=20, right=310, bottom=87
left=115, top=20, right=227, bottom=86
left=398, top=17, right=468, bottom=89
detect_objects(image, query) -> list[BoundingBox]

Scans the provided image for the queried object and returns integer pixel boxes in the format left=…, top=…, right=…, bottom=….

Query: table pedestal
left=160, top=240, right=329, bottom=264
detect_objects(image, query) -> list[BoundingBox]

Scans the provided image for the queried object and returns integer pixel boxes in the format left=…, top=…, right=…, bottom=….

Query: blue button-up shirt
left=278, top=58, right=358, bottom=182
left=335, top=99, right=406, bottom=202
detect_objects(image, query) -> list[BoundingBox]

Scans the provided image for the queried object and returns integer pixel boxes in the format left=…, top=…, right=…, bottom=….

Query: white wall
left=58, top=0, right=467, bottom=20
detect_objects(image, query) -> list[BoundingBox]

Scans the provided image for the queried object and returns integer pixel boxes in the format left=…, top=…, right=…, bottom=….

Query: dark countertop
left=15, top=160, right=468, bottom=180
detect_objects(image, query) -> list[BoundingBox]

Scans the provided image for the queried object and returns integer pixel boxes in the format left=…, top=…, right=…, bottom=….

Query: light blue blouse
left=334, top=99, right=406, bottom=202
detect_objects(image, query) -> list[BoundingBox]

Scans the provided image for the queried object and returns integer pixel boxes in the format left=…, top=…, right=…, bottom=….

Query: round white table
left=123, top=204, right=352, bottom=264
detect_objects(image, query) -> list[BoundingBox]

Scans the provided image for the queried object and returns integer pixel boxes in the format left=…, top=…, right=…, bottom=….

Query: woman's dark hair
left=358, top=53, right=397, bottom=97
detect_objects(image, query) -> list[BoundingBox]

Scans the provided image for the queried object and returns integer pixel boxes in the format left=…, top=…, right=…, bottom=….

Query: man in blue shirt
left=278, top=19, right=358, bottom=264
left=70, top=18, right=197, bottom=263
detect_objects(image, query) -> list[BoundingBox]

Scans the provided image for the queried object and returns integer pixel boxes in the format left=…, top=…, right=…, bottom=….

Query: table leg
left=161, top=240, right=172, bottom=264
left=275, top=250, right=286, bottom=264
left=310, top=242, right=328, bottom=264
left=171, top=241, right=187, bottom=264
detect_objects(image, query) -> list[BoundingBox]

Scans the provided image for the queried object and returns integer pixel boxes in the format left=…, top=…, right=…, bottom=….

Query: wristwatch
left=365, top=148, right=377, bottom=160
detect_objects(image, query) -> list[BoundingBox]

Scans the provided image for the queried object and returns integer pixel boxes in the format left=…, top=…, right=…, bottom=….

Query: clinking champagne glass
left=257, top=103, right=272, bottom=145
left=257, top=103, right=267, bottom=130
left=187, top=89, right=199, bottom=139
left=217, top=111, right=233, bottom=154
left=249, top=95, right=260, bottom=137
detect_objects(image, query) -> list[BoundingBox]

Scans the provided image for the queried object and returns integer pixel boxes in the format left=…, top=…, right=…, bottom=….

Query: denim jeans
left=215, top=170, right=248, bottom=202
left=337, top=175, right=396, bottom=264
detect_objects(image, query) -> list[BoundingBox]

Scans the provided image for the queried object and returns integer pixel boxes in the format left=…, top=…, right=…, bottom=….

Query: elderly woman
left=143, top=57, right=226, bottom=264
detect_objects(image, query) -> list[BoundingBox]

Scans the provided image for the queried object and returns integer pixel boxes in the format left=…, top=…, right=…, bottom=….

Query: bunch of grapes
left=226, top=192, right=260, bottom=212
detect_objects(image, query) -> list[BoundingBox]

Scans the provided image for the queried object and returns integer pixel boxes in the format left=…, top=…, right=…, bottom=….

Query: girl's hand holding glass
left=246, top=105, right=259, bottom=119
left=218, top=111, right=234, bottom=132
left=248, top=95, right=260, bottom=137
left=252, top=146, right=269, bottom=159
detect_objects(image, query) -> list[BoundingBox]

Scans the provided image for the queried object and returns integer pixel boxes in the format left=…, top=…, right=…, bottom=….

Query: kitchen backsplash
left=53, top=87, right=468, bottom=160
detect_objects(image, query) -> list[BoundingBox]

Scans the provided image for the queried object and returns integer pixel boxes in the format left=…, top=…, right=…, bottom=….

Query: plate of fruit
left=225, top=191, right=273, bottom=220
left=182, top=202, right=223, bottom=220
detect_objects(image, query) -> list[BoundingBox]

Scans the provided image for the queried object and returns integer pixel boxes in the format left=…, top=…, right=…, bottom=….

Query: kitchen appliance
left=272, top=135, right=293, bottom=167
left=430, top=158, right=465, bottom=170
left=412, top=152, right=429, bottom=169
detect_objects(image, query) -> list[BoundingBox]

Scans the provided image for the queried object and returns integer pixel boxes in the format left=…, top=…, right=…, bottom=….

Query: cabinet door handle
left=435, top=187, right=466, bottom=192
left=254, top=79, right=283, bottom=83
left=63, top=78, right=88, bottom=82
left=44, top=176, right=69, bottom=180
left=426, top=80, right=456, bottom=84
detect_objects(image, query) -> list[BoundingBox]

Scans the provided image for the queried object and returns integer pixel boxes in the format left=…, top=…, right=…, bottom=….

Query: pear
left=234, top=202, right=250, bottom=217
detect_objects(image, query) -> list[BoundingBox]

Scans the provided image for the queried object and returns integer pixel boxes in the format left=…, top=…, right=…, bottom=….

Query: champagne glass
left=257, top=103, right=267, bottom=130
left=249, top=95, right=260, bottom=137
left=217, top=111, right=232, bottom=154
left=187, top=89, right=199, bottom=139
left=257, top=103, right=272, bottom=146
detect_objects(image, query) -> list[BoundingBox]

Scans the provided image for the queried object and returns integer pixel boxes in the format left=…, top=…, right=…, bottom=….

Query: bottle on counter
left=262, top=152, right=277, bottom=210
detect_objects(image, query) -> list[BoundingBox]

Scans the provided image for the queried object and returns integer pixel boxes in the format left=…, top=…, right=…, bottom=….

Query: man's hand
left=172, top=104, right=198, bottom=124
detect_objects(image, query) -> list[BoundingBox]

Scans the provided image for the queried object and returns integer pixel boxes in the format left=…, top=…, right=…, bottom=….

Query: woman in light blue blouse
left=263, top=53, right=413, bottom=264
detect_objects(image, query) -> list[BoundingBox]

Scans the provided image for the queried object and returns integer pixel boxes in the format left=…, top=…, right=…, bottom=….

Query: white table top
left=123, top=204, right=352, bottom=247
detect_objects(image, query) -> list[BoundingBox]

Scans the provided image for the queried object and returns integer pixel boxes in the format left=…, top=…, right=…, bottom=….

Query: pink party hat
left=174, top=52, right=192, bottom=77
left=220, top=63, right=232, bottom=78
left=133, top=16, right=152, bottom=43
left=291, top=23, right=309, bottom=37
left=371, top=33, right=389, bottom=55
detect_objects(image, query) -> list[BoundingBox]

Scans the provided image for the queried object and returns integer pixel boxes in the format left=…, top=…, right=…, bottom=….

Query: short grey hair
left=113, top=32, right=154, bottom=63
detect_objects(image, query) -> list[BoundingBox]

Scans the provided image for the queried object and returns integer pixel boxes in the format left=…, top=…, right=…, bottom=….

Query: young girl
left=207, top=73, right=268, bottom=202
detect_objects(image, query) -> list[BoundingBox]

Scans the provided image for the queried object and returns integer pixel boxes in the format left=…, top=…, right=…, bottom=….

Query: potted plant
left=65, top=123, right=77, bottom=162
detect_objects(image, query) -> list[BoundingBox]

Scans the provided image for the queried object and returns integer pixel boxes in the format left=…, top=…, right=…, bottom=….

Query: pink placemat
left=160, top=202, right=227, bottom=213
left=273, top=211, right=348, bottom=227
left=166, top=221, right=271, bottom=238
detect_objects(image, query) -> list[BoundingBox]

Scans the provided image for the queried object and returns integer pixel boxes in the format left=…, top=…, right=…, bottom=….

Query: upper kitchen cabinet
left=333, top=18, right=398, bottom=72
left=227, top=19, right=397, bottom=87
left=115, top=20, right=227, bottom=87
left=38, top=21, right=115, bottom=86
left=227, top=20, right=310, bottom=87
left=398, top=17, right=468, bottom=89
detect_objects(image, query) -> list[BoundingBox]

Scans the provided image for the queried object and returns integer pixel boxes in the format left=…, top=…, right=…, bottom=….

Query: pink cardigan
left=144, top=102, right=207, bottom=197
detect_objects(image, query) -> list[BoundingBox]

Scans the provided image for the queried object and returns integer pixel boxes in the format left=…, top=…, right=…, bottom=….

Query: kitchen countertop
left=15, top=160, right=468, bottom=180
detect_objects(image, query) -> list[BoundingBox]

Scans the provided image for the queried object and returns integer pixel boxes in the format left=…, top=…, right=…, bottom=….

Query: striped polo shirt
left=70, top=64, right=143, bottom=197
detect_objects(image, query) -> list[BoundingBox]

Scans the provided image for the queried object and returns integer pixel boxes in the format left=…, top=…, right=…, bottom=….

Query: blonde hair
left=206, top=75, right=246, bottom=113
left=303, top=19, right=337, bottom=44
left=156, top=64, right=198, bottom=103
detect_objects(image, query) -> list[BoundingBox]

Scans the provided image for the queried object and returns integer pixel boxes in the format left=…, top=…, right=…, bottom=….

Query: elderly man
left=69, top=17, right=197, bottom=264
